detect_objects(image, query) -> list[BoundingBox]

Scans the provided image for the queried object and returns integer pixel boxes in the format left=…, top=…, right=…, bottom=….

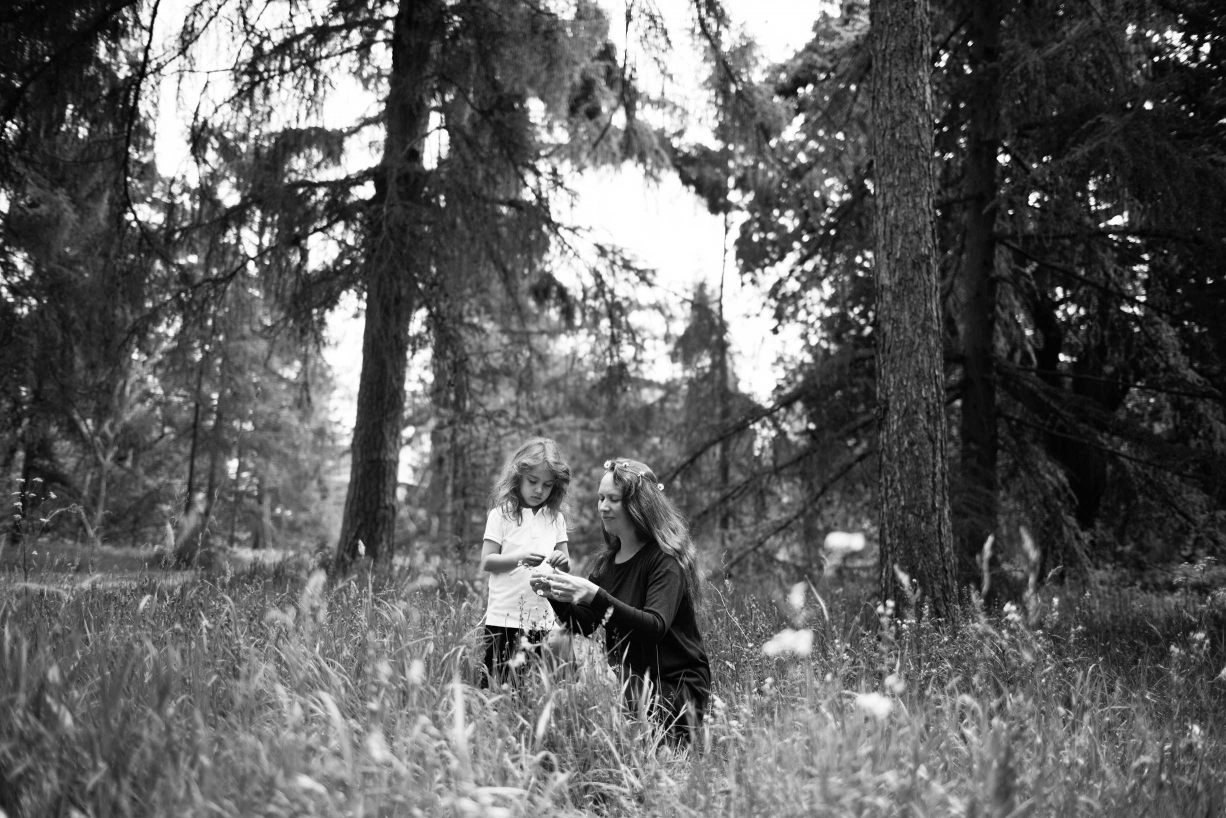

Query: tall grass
left=1, top=563, right=1223, bottom=817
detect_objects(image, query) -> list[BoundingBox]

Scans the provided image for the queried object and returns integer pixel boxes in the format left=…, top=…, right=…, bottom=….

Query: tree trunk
left=870, top=0, right=958, bottom=621
left=202, top=394, right=224, bottom=541
left=954, top=0, right=1004, bottom=590
left=335, top=0, right=442, bottom=571
left=254, top=475, right=274, bottom=550
left=716, top=242, right=732, bottom=537
left=228, top=421, right=244, bottom=549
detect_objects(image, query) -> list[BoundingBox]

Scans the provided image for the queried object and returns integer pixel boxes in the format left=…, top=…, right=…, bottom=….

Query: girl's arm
left=479, top=539, right=544, bottom=574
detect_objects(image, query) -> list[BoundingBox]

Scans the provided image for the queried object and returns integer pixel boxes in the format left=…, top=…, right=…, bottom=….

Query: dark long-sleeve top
left=550, top=540, right=711, bottom=700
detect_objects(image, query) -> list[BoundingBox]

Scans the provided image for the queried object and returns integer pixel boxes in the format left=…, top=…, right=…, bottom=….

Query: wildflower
left=762, top=628, right=814, bottom=657
left=855, top=692, right=895, bottom=720
left=366, top=730, right=392, bottom=763
left=788, top=581, right=806, bottom=611
left=884, top=673, right=906, bottom=695
left=407, top=659, right=426, bottom=685
left=357, top=539, right=365, bottom=557
left=375, top=659, right=392, bottom=683
left=1002, top=602, right=1023, bottom=627
left=295, top=774, right=328, bottom=796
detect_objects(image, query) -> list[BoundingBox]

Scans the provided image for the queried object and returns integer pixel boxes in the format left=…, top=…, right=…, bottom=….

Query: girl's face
left=519, top=463, right=556, bottom=509
left=597, top=471, right=633, bottom=541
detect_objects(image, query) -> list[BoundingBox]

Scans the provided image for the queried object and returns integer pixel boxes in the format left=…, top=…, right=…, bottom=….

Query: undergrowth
left=0, top=561, right=1223, bottom=817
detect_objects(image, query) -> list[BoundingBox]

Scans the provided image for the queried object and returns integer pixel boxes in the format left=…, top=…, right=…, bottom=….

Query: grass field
left=1, top=545, right=1224, bottom=817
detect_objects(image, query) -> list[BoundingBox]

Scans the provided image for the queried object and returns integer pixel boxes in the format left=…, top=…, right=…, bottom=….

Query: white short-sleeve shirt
left=483, top=505, right=568, bottom=629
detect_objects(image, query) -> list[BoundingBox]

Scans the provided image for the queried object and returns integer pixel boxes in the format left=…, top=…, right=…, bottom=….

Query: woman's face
left=519, top=463, right=556, bottom=508
left=597, top=471, right=633, bottom=541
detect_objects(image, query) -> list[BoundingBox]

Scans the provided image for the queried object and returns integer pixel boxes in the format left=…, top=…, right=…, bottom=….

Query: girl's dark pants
left=481, top=625, right=546, bottom=687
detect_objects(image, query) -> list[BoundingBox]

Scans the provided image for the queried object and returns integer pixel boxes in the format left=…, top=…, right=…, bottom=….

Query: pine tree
left=869, top=0, right=958, bottom=618
left=165, top=0, right=653, bottom=569
left=686, top=0, right=1226, bottom=588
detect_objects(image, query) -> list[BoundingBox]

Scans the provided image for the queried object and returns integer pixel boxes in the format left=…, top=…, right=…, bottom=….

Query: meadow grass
left=1, top=557, right=1223, bottom=817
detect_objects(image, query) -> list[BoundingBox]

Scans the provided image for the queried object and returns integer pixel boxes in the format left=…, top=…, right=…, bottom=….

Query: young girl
left=479, top=437, right=572, bottom=686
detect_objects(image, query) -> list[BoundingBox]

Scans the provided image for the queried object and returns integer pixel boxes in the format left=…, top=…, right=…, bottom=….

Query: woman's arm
left=532, top=569, right=600, bottom=636
left=546, top=597, right=602, bottom=636
left=537, top=555, right=685, bottom=642
left=592, top=558, right=684, bottom=642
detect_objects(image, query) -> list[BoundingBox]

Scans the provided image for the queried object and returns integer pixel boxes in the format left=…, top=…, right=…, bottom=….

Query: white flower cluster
left=762, top=627, right=814, bottom=658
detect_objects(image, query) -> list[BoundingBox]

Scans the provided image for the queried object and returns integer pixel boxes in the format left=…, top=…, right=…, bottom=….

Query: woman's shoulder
left=642, top=541, right=683, bottom=572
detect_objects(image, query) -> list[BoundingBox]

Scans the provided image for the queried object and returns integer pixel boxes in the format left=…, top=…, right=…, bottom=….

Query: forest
left=2, top=0, right=1225, bottom=816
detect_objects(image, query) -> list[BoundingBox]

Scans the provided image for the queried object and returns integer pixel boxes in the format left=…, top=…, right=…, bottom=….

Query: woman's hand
left=538, top=572, right=599, bottom=605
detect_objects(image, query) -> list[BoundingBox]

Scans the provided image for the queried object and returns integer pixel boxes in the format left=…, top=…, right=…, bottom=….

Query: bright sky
left=562, top=0, right=818, bottom=399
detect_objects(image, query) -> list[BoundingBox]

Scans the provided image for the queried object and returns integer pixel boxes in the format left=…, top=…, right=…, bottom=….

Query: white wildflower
left=824, top=531, right=866, bottom=570
left=854, top=692, right=895, bottom=721
left=294, top=774, right=328, bottom=796
left=788, top=581, right=807, bottom=611
left=407, top=659, right=426, bottom=686
left=375, top=658, right=392, bottom=683
left=1002, top=602, right=1023, bottom=626
left=366, top=730, right=392, bottom=763
left=762, top=628, right=814, bottom=657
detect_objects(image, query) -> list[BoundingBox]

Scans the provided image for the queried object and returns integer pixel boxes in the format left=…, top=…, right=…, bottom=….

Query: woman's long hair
left=596, top=458, right=704, bottom=607
left=489, top=437, right=571, bottom=523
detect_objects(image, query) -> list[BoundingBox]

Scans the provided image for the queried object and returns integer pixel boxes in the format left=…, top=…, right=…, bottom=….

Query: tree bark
left=954, top=0, right=1004, bottom=589
left=870, top=0, right=958, bottom=621
left=335, top=0, right=441, bottom=571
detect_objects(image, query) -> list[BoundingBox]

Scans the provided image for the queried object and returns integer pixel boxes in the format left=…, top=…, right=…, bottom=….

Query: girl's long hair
left=488, top=437, right=571, bottom=523
left=596, top=458, right=704, bottom=607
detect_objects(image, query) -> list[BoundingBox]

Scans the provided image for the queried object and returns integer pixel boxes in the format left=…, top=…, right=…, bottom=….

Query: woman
left=531, top=458, right=711, bottom=745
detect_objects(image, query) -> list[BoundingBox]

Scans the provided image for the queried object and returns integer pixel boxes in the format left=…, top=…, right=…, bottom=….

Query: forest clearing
left=4, top=0, right=1226, bottom=815
left=2, top=545, right=1225, bottom=817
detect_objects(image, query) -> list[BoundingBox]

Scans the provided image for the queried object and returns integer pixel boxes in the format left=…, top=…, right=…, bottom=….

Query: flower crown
left=604, top=459, right=664, bottom=492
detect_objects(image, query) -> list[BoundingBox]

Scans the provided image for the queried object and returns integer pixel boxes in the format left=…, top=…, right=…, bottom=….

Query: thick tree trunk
left=955, top=0, right=1004, bottom=589
left=335, top=0, right=442, bottom=571
left=870, top=0, right=958, bottom=621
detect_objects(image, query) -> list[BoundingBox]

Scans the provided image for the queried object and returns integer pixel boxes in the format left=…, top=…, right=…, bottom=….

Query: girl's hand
left=518, top=552, right=546, bottom=568
left=542, top=572, right=599, bottom=605
left=545, top=550, right=570, bottom=572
